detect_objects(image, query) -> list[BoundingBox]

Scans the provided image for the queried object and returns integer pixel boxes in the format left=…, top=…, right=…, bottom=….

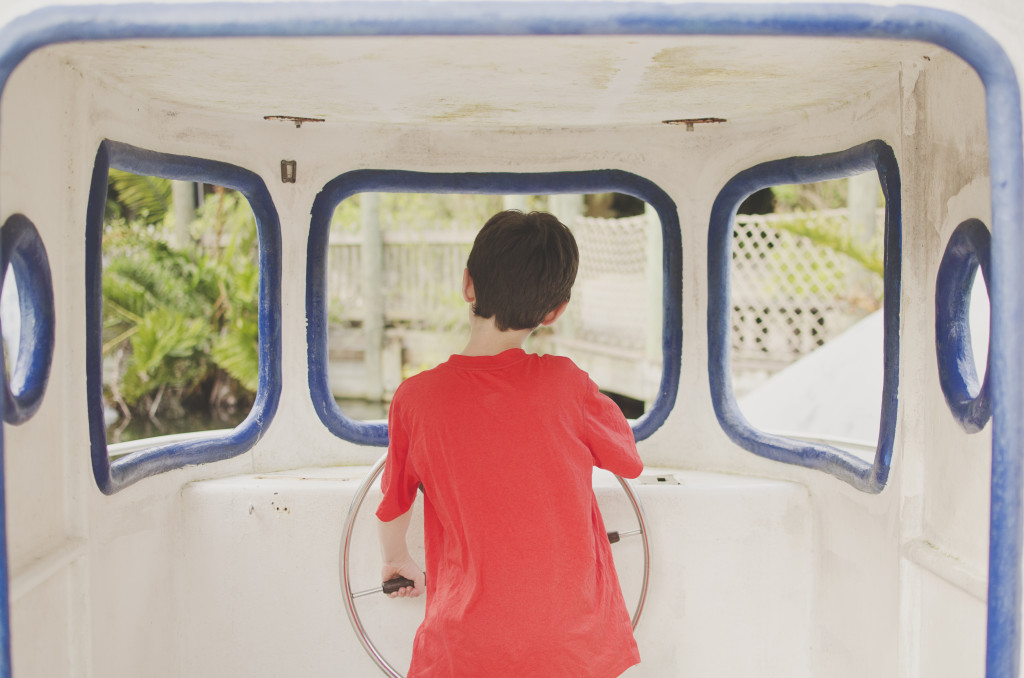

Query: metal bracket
left=281, top=160, right=297, bottom=184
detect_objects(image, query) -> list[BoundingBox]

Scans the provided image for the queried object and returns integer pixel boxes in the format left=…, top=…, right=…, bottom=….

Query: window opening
left=87, top=140, right=281, bottom=494
left=733, top=172, right=885, bottom=458
left=0, top=213, right=55, bottom=424
left=708, top=140, right=900, bottom=493
left=1, top=268, right=19, bottom=380
left=102, top=170, right=259, bottom=443
left=970, top=273, right=990, bottom=378
left=935, top=218, right=992, bottom=432
left=307, top=169, right=681, bottom=447
left=324, top=191, right=661, bottom=423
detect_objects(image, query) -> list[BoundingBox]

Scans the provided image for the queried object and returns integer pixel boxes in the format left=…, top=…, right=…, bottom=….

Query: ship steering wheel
left=340, top=453, right=650, bottom=678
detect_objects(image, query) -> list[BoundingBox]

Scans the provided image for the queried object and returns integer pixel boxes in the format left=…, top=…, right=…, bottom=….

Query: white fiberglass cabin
left=0, top=1, right=1021, bottom=676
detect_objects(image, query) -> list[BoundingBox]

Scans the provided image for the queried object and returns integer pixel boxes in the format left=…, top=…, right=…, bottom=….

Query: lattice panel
left=731, top=212, right=882, bottom=370
left=565, top=215, right=651, bottom=351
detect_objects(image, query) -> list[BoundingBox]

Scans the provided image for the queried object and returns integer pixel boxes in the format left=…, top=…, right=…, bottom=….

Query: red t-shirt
left=376, top=348, right=643, bottom=678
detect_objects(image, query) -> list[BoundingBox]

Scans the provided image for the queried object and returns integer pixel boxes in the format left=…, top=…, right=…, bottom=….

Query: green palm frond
left=211, top=322, right=259, bottom=392
left=102, top=261, right=164, bottom=318
left=107, top=169, right=172, bottom=225
left=121, top=308, right=211, bottom=402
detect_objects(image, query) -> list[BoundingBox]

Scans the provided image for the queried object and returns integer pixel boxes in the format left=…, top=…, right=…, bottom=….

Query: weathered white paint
left=0, top=2, right=1010, bottom=676
left=178, top=467, right=813, bottom=677
left=44, top=36, right=929, bottom=128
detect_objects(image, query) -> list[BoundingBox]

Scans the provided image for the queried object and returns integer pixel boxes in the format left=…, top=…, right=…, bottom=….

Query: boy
left=376, top=210, right=643, bottom=677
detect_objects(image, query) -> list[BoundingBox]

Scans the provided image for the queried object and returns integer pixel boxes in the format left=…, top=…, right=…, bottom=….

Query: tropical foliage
left=770, top=179, right=885, bottom=276
left=103, top=179, right=259, bottom=430
left=765, top=210, right=884, bottom=278
left=105, top=168, right=172, bottom=225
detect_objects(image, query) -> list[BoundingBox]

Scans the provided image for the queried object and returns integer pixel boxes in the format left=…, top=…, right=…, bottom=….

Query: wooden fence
left=325, top=209, right=882, bottom=400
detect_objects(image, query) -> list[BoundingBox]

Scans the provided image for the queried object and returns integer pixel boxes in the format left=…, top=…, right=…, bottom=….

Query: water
left=106, top=398, right=390, bottom=444
left=107, top=409, right=244, bottom=444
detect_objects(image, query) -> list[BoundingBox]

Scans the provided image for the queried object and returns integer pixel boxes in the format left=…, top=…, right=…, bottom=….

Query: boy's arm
left=377, top=509, right=426, bottom=598
left=584, top=379, right=644, bottom=478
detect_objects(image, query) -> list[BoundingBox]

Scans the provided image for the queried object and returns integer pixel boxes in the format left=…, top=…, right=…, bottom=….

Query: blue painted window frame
left=306, top=170, right=682, bottom=445
left=0, top=214, right=54, bottom=425
left=936, top=218, right=992, bottom=433
left=0, top=5, right=1018, bottom=678
left=85, top=140, right=282, bottom=494
left=708, top=140, right=901, bottom=494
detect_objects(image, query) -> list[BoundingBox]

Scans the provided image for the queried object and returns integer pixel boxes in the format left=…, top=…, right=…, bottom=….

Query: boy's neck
left=460, top=315, right=532, bottom=357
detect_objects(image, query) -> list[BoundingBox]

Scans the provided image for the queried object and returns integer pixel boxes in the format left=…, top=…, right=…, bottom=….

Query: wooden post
left=645, top=207, right=663, bottom=410
left=361, top=193, right=384, bottom=402
left=848, top=172, right=878, bottom=239
left=848, top=172, right=880, bottom=303
left=503, top=195, right=530, bottom=212
left=171, top=180, right=196, bottom=249
left=549, top=194, right=583, bottom=225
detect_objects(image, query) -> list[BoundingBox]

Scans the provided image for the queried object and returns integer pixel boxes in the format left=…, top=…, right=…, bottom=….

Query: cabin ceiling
left=48, top=35, right=935, bottom=127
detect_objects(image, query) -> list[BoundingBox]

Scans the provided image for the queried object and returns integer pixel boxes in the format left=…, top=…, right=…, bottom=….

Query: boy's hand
left=382, top=557, right=425, bottom=598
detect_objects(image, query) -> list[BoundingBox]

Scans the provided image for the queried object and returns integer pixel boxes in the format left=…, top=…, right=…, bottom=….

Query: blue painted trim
left=85, top=140, right=282, bottom=494
left=936, top=219, right=992, bottom=433
left=0, top=214, right=54, bottom=425
left=0, top=418, right=9, bottom=678
left=708, top=140, right=900, bottom=494
left=0, top=4, right=1017, bottom=678
left=307, top=169, right=682, bottom=445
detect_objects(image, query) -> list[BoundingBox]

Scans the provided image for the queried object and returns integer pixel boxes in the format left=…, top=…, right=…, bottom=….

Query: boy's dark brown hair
left=466, top=210, right=579, bottom=331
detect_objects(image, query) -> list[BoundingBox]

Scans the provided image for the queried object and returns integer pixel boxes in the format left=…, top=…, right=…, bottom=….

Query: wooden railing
left=324, top=210, right=882, bottom=400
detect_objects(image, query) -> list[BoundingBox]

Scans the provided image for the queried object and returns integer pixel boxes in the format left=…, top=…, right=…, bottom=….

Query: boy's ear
left=462, top=268, right=475, bottom=303
left=540, top=300, right=569, bottom=326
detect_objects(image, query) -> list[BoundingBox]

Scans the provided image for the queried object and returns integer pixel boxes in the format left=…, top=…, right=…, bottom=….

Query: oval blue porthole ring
left=935, top=218, right=992, bottom=433
left=0, top=214, right=55, bottom=424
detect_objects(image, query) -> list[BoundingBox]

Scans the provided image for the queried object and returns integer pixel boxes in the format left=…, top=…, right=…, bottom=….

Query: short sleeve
left=375, top=395, right=421, bottom=522
left=583, top=378, right=643, bottom=478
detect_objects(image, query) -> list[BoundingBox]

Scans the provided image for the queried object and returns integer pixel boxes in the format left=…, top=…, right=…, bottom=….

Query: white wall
left=897, top=48, right=992, bottom=677
left=0, top=22, right=1002, bottom=678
